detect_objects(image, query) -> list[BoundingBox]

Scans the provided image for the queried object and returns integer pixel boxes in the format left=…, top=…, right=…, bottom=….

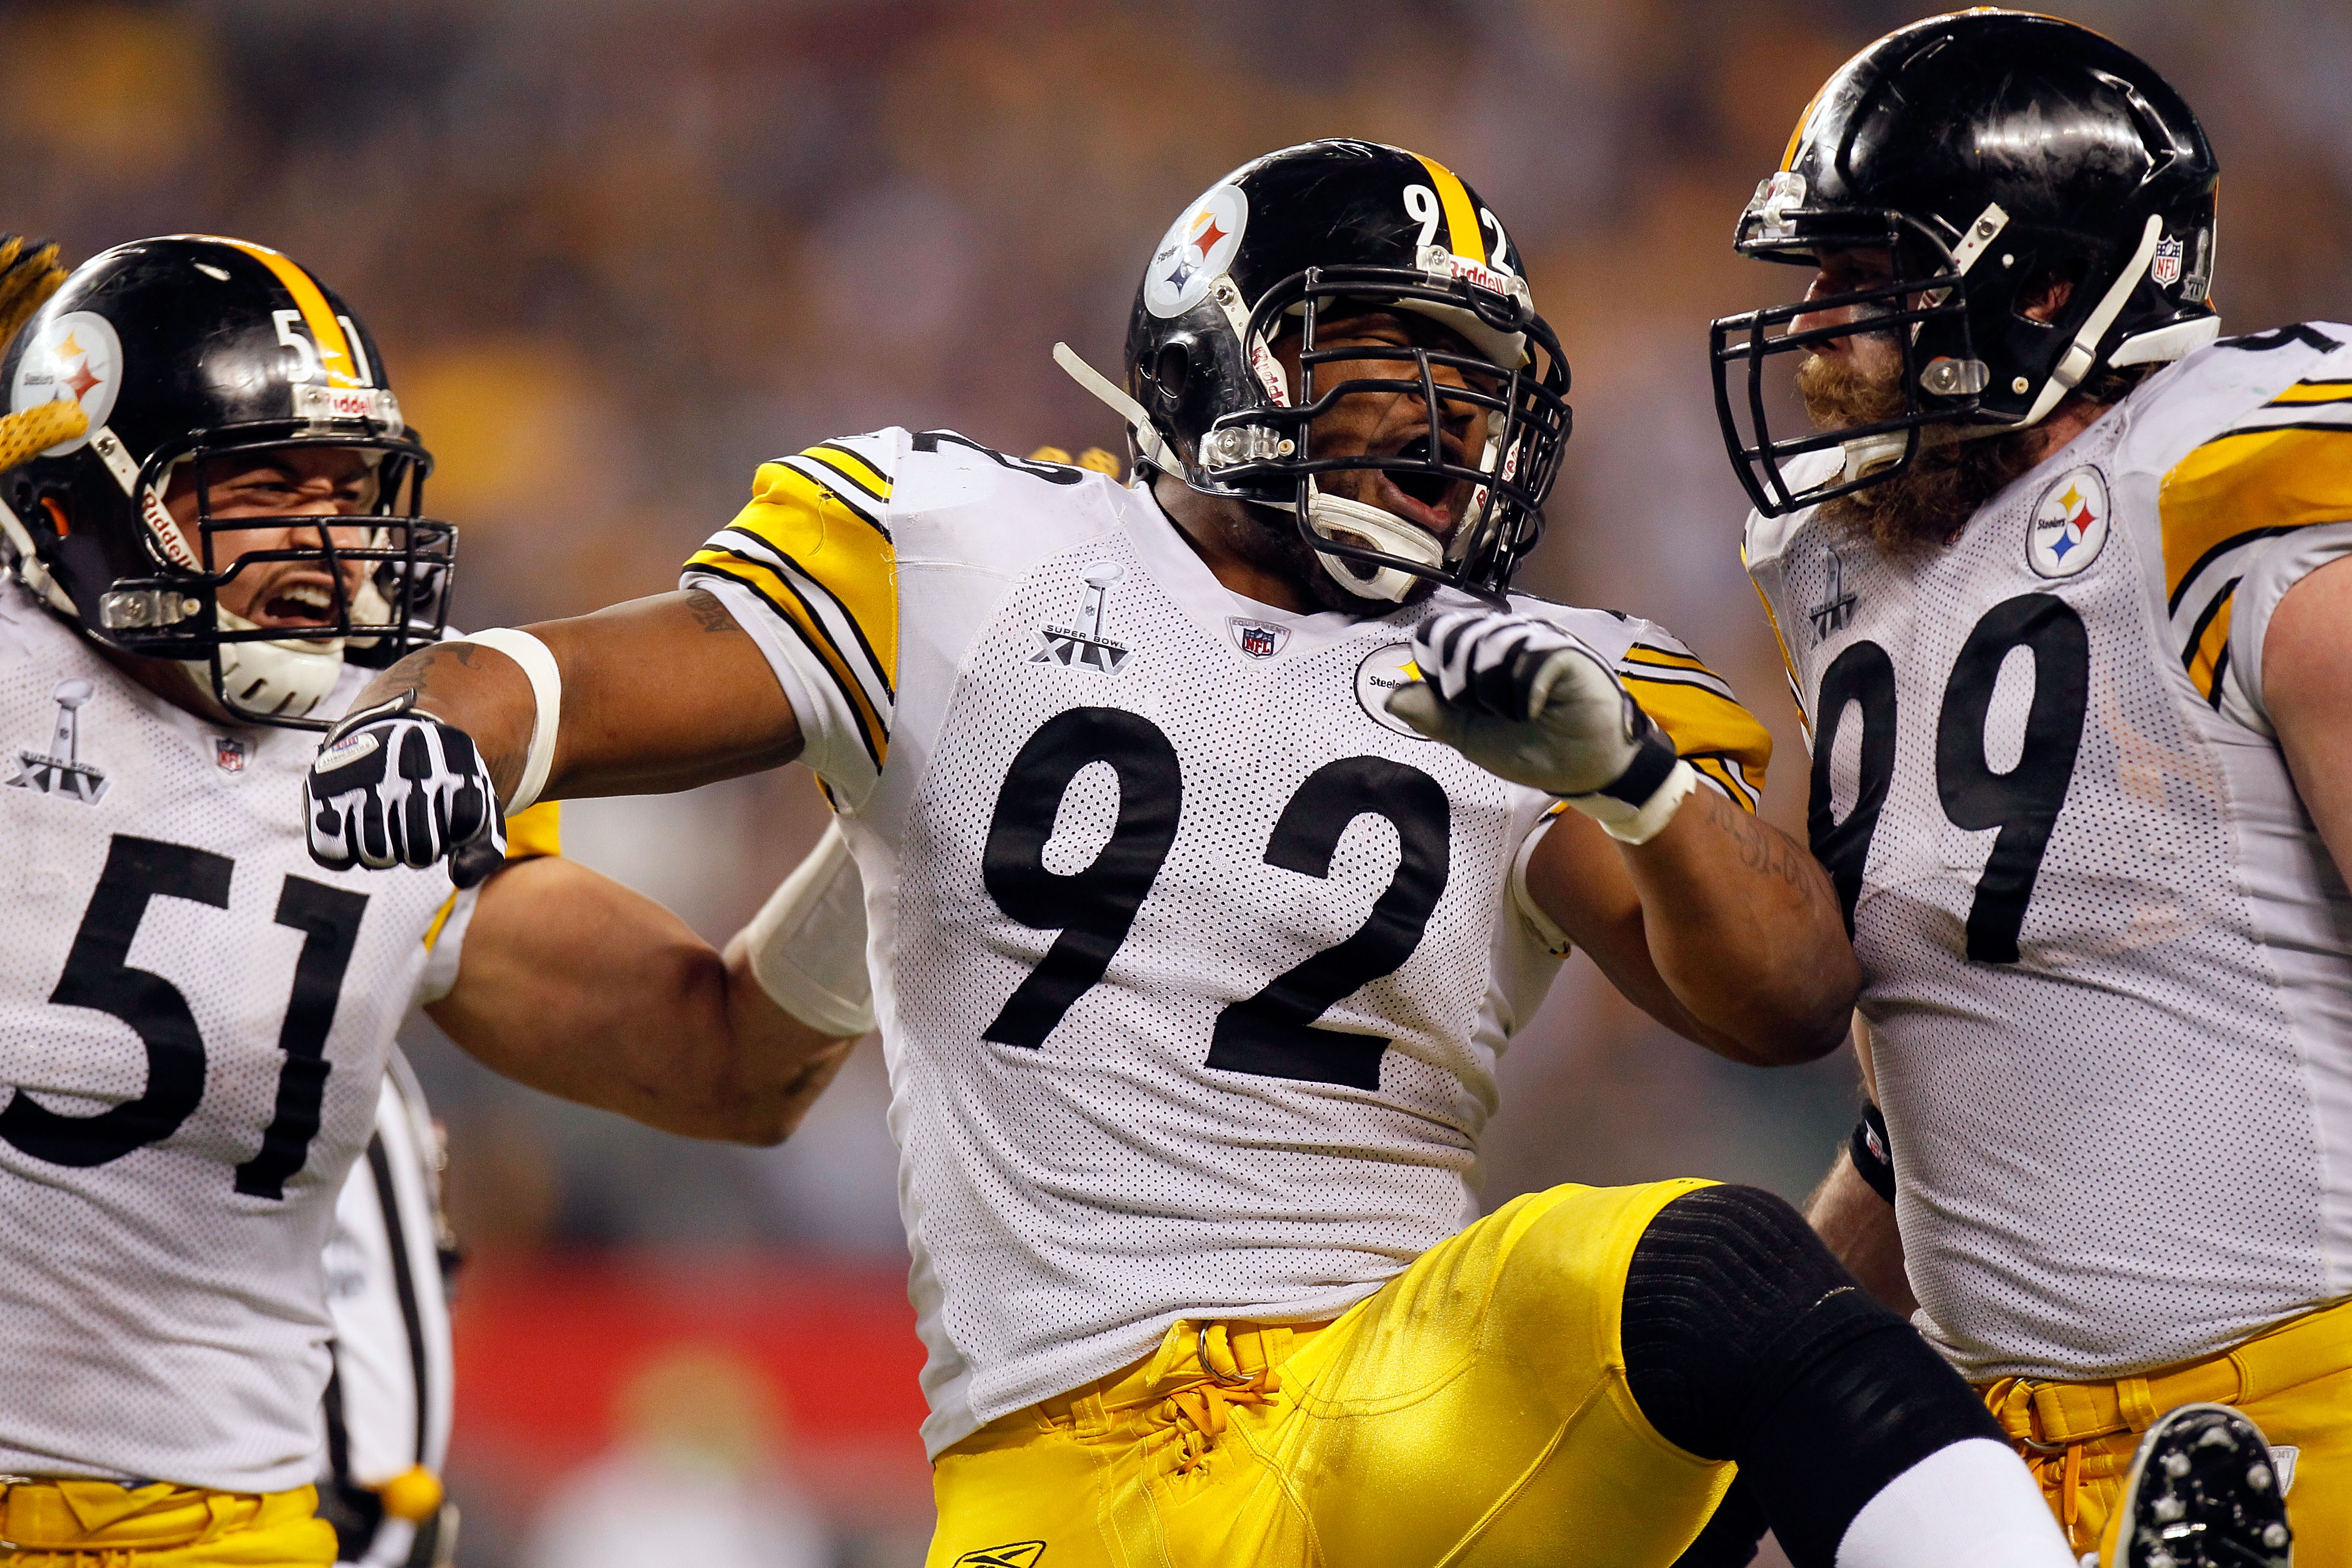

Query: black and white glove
left=1385, top=609, right=1698, bottom=844
left=306, top=695, right=508, bottom=887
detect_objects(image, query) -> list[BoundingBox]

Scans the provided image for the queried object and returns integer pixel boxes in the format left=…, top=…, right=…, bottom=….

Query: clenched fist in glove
left=1384, top=609, right=1699, bottom=844
left=306, top=695, right=508, bottom=886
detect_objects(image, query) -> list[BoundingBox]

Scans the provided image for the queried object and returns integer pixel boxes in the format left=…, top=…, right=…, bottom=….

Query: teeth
left=279, top=584, right=333, bottom=610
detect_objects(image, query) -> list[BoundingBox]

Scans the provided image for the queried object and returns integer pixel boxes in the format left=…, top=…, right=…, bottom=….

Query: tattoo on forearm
left=687, top=588, right=745, bottom=636
left=1700, top=789, right=1829, bottom=907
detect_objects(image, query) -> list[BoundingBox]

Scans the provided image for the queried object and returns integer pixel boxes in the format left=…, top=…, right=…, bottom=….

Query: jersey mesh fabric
left=1746, top=331, right=2352, bottom=1381
left=0, top=586, right=466, bottom=1491
left=686, top=432, right=1767, bottom=1453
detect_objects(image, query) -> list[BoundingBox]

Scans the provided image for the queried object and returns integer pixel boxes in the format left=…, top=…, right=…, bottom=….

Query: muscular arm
left=1806, top=1150, right=1916, bottom=1316
left=423, top=855, right=858, bottom=1144
left=2262, top=553, right=2352, bottom=876
left=1524, top=789, right=1859, bottom=1065
left=357, top=588, right=800, bottom=804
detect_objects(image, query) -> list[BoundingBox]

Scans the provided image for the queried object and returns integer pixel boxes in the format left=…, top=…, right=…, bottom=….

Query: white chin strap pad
left=200, top=606, right=346, bottom=722
left=1305, top=489, right=1445, bottom=604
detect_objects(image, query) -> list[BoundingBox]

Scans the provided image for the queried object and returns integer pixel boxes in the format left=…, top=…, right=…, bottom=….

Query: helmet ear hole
left=38, top=494, right=70, bottom=539
left=1146, top=343, right=1190, bottom=406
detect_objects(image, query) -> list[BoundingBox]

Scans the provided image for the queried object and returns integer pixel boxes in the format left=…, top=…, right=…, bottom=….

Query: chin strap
left=1054, top=343, right=1169, bottom=471
left=1282, top=486, right=1441, bottom=604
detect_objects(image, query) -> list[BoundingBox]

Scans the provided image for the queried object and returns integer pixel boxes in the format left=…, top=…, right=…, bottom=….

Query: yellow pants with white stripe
left=1982, top=1293, right=2352, bottom=1564
left=929, top=1179, right=1732, bottom=1568
left=0, top=1481, right=334, bottom=1566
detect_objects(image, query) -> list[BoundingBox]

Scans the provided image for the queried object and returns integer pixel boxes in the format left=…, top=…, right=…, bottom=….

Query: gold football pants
left=929, top=1178, right=1733, bottom=1568
left=1982, top=1293, right=2352, bottom=1563
left=0, top=1480, right=335, bottom=1567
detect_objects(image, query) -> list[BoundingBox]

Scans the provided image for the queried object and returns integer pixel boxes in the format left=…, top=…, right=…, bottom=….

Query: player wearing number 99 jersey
left=314, top=142, right=2099, bottom=1567
left=1717, top=12, right=2352, bottom=1558
left=0, top=239, right=858, bottom=1568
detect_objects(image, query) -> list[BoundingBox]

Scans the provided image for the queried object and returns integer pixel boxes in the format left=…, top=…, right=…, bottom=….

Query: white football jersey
left=319, top=1050, right=454, bottom=1567
left=684, top=430, right=1772, bottom=1454
left=0, top=584, right=485, bottom=1492
left=1746, top=325, right=2352, bottom=1382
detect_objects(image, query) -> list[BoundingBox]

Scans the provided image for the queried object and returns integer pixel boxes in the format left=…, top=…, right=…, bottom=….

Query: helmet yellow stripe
left=1411, top=154, right=1485, bottom=265
left=185, top=235, right=367, bottom=388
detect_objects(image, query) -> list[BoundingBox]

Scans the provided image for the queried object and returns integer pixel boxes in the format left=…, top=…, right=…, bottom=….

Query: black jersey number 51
left=0, top=833, right=368, bottom=1195
left=1809, top=593, right=2089, bottom=962
left=980, top=708, right=1450, bottom=1090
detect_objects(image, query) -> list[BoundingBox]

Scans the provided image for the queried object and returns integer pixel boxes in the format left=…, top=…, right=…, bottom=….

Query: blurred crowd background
left=5, top=0, right=2347, bottom=1560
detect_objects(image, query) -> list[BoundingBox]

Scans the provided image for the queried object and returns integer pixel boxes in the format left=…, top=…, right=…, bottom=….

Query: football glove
left=306, top=694, right=507, bottom=886
left=1385, top=608, right=1698, bottom=844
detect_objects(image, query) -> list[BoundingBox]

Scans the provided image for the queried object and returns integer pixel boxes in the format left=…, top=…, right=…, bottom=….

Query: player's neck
left=1149, top=473, right=1324, bottom=614
left=85, top=635, right=243, bottom=728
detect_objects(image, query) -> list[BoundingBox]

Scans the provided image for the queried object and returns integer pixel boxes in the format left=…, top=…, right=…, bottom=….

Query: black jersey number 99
left=980, top=709, right=1452, bottom=1089
left=1808, top=593, right=2089, bottom=962
left=1, top=833, right=370, bottom=1190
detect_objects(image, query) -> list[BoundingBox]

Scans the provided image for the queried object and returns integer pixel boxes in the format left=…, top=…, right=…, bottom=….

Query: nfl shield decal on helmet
left=2151, top=235, right=2185, bottom=287
left=1228, top=618, right=1287, bottom=659
left=2028, top=465, right=2110, bottom=579
left=1144, top=184, right=1248, bottom=319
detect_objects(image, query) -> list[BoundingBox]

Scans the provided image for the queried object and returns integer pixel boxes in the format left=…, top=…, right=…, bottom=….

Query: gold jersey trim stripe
left=685, top=552, right=889, bottom=768
left=707, top=525, right=896, bottom=707
left=419, top=802, right=562, bottom=952
left=1411, top=153, right=1484, bottom=265
left=799, top=442, right=894, bottom=502
left=1618, top=673, right=1773, bottom=800
left=2267, top=380, right=2352, bottom=407
left=772, top=454, right=891, bottom=538
left=184, top=235, right=368, bottom=389
left=2160, top=424, right=2352, bottom=605
left=1689, top=754, right=1762, bottom=812
left=1622, top=642, right=1714, bottom=674
left=2181, top=581, right=2237, bottom=706
left=723, top=459, right=900, bottom=686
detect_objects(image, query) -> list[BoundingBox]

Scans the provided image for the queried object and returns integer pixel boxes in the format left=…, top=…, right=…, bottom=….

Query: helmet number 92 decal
left=9, top=311, right=123, bottom=456
left=1144, top=184, right=1249, bottom=320
left=1402, top=184, right=1442, bottom=249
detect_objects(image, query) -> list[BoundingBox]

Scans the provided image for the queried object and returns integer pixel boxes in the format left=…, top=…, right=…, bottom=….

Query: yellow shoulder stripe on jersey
left=2159, top=424, right=2352, bottom=607
left=1618, top=672, right=1773, bottom=808
left=2266, top=380, right=2352, bottom=407
left=686, top=460, right=898, bottom=767
left=1411, top=154, right=1485, bottom=265
left=798, top=442, right=893, bottom=503
left=1620, top=643, right=1711, bottom=674
left=185, top=235, right=367, bottom=389
left=2182, top=586, right=2237, bottom=706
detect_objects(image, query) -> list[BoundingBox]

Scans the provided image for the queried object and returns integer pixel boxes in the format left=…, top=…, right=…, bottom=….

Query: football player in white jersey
left=305, top=142, right=2098, bottom=1567
left=0, top=237, right=863, bottom=1568
left=1708, top=10, right=2340, bottom=1563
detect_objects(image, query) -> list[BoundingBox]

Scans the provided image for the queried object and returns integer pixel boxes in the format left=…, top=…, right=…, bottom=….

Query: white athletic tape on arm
left=1563, top=757, right=1700, bottom=845
left=742, top=819, right=876, bottom=1038
left=450, top=627, right=562, bottom=815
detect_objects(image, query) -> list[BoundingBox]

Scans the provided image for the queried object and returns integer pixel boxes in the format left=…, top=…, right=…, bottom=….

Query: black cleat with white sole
left=2117, top=1403, right=2292, bottom=1568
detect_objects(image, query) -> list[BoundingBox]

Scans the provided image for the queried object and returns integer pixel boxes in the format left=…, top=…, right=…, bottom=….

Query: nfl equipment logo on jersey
left=1229, top=619, right=1286, bottom=659
left=214, top=736, right=249, bottom=774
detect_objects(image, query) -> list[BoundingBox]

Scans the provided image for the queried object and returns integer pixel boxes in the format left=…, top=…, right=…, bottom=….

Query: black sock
left=1670, top=1474, right=1770, bottom=1568
left=1622, top=1186, right=2005, bottom=1568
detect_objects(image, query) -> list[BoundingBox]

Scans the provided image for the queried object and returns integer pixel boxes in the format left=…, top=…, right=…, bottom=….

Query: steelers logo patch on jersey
left=1144, top=183, right=1248, bottom=319
left=1356, top=642, right=1430, bottom=738
left=2027, top=464, right=2110, bottom=578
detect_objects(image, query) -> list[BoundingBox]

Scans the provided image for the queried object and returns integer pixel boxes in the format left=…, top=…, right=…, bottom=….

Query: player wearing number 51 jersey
left=1715, top=12, right=2348, bottom=1560
left=0, top=238, right=857, bottom=1568
left=314, top=142, right=2097, bottom=1567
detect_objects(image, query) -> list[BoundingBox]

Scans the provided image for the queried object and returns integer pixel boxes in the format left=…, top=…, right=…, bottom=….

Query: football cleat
left=2114, top=1404, right=2291, bottom=1568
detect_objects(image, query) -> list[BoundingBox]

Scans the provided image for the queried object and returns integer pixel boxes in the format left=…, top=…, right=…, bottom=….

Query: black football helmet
left=1709, top=11, right=2220, bottom=516
left=0, top=235, right=452, bottom=727
left=1061, top=139, right=1571, bottom=603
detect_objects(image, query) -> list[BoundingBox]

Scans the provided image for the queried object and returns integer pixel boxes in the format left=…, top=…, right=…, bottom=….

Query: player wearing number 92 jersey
left=0, top=238, right=854, bottom=1568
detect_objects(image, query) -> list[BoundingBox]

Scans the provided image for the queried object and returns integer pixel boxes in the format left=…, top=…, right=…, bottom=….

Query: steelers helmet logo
left=1143, top=183, right=1249, bottom=319
left=1356, top=642, right=1432, bottom=738
left=2026, top=464, right=2110, bottom=579
left=10, top=310, right=123, bottom=456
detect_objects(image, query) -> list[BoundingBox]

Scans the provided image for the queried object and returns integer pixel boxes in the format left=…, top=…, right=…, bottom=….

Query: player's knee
left=1619, top=1184, right=1950, bottom=1460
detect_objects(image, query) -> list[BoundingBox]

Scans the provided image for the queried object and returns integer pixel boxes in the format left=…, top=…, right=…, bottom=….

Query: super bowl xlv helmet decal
left=0, top=235, right=453, bottom=727
left=1709, top=10, right=2220, bottom=517
left=1058, top=139, right=1572, bottom=603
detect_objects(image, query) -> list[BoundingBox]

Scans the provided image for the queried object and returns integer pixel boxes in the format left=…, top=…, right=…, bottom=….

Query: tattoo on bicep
left=686, top=588, right=745, bottom=636
left=1704, top=789, right=1826, bottom=905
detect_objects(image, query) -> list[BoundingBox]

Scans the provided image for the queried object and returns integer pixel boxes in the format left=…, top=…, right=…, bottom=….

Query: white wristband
left=742, top=820, right=875, bottom=1037
left=1561, top=757, right=1700, bottom=845
left=450, top=628, right=561, bottom=815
